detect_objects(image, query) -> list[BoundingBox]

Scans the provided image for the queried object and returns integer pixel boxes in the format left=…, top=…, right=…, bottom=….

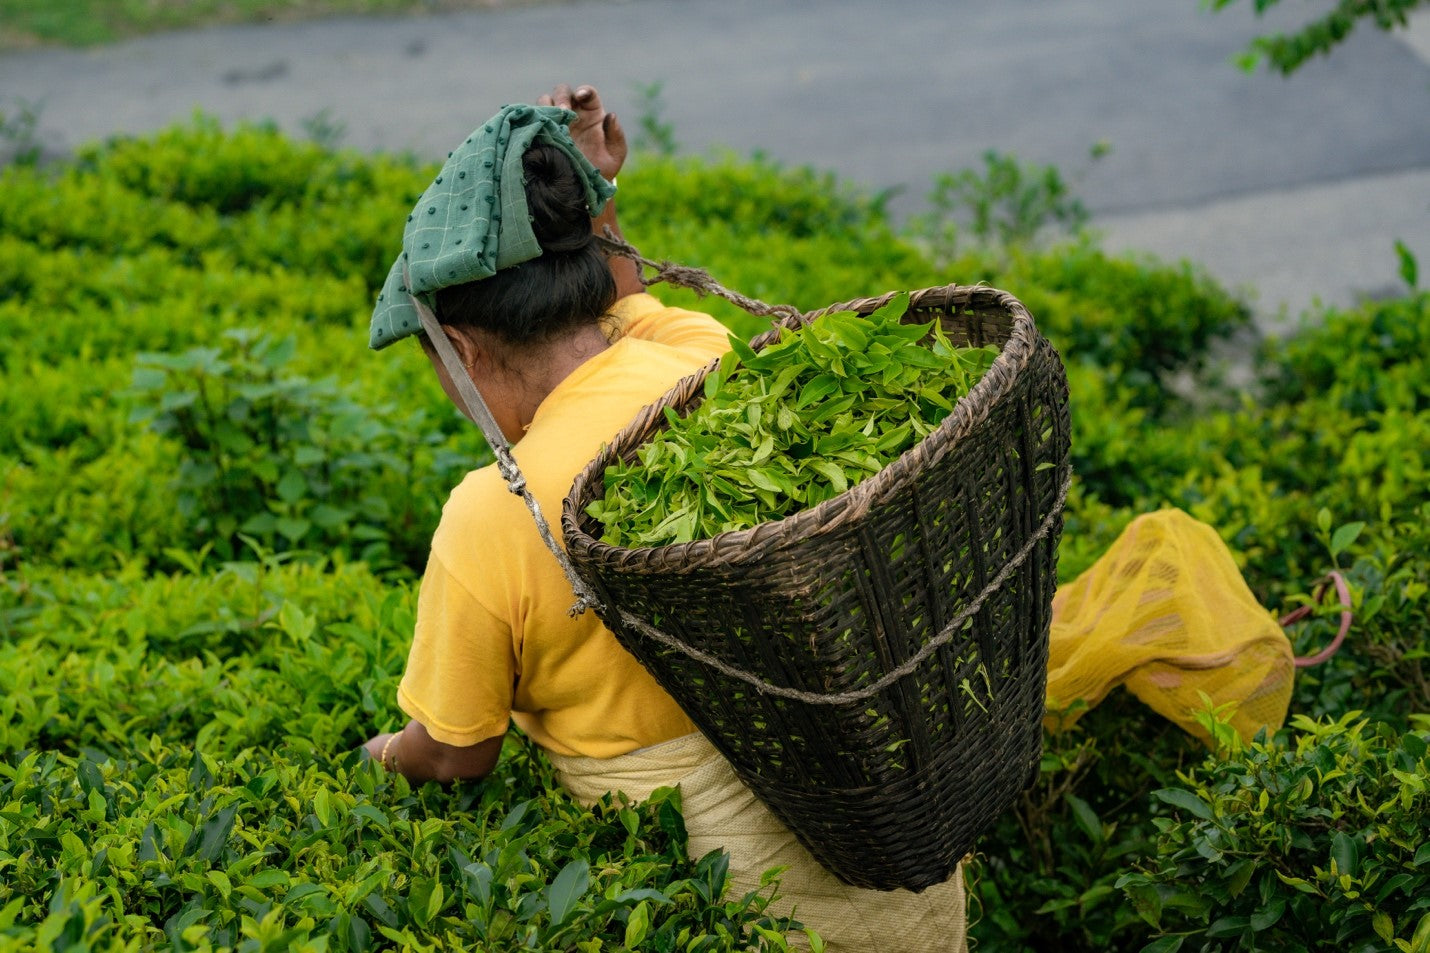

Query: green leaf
left=1205, top=915, right=1250, bottom=938
left=464, top=863, right=493, bottom=908
left=1225, top=858, right=1255, bottom=898
left=728, top=333, right=760, bottom=367
left=796, top=374, right=840, bottom=409
left=546, top=859, right=590, bottom=928
left=278, top=601, right=316, bottom=641
left=240, top=511, right=278, bottom=536
left=248, top=870, right=289, bottom=890
left=1330, top=831, right=1359, bottom=876
left=624, top=900, right=650, bottom=948
left=1409, top=912, right=1430, bottom=951
left=0, top=897, right=25, bottom=932
left=1249, top=897, right=1285, bottom=931
left=1123, top=881, right=1163, bottom=929
left=276, top=469, right=308, bottom=503
left=1065, top=794, right=1103, bottom=844
left=809, top=459, right=849, bottom=495
left=612, top=888, right=673, bottom=906
left=274, top=516, right=311, bottom=542
left=1139, top=937, right=1184, bottom=953
left=425, top=880, right=445, bottom=924
left=1395, top=238, right=1419, bottom=289
left=1373, top=909, right=1395, bottom=943
left=1400, top=731, right=1429, bottom=764
left=1153, top=787, right=1213, bottom=820
left=76, top=759, right=105, bottom=795
left=194, top=805, right=237, bottom=862
left=350, top=805, right=390, bottom=830
left=1329, top=521, right=1365, bottom=557
left=500, top=800, right=531, bottom=832
left=408, top=878, right=439, bottom=928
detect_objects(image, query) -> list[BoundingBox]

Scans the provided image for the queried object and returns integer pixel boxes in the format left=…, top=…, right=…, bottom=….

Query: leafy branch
left=1207, top=0, right=1429, bottom=74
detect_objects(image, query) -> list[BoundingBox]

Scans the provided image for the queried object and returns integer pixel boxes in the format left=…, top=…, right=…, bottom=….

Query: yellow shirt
left=397, top=293, right=731, bottom=757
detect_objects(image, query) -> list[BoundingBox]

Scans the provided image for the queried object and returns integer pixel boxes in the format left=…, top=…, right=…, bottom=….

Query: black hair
left=434, top=143, right=616, bottom=349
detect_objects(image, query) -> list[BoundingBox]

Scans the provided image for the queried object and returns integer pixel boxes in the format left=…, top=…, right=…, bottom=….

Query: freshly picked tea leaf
left=588, top=294, right=999, bottom=547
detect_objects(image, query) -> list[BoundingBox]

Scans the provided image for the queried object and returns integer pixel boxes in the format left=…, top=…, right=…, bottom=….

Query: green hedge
left=1, top=120, right=1426, bottom=951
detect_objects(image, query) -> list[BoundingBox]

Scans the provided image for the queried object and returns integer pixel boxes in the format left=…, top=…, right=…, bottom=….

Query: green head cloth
left=369, top=104, right=616, bottom=350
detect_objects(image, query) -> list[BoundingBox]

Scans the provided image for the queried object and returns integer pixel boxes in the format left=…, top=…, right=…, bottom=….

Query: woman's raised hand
left=538, top=84, right=627, bottom=182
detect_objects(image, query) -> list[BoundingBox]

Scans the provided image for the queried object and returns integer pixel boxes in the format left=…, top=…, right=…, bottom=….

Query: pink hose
left=1279, top=571, right=1353, bottom=668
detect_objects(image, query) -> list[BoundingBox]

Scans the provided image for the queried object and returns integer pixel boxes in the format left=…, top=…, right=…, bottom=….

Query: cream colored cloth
left=550, top=732, right=969, bottom=953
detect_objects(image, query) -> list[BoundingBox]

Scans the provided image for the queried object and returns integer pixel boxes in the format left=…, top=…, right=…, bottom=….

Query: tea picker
left=363, top=83, right=1327, bottom=951
left=363, top=85, right=982, bottom=949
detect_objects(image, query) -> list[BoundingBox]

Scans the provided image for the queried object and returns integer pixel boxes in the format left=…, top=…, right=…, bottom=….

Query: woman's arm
left=364, top=719, right=504, bottom=785
left=539, top=84, right=643, bottom=299
left=593, top=196, right=643, bottom=300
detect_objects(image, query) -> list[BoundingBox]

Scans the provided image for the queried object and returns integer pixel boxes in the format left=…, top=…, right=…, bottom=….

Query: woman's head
left=434, top=142, right=616, bottom=356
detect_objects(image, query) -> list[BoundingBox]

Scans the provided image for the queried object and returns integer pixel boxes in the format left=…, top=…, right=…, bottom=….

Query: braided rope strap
left=598, top=230, right=803, bottom=325
left=405, top=271, right=602, bottom=617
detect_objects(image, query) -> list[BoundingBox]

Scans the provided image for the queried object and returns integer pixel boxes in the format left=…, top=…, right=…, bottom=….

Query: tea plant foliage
left=1, top=118, right=1427, bottom=951
left=1120, top=711, right=1430, bottom=952
left=590, top=295, right=998, bottom=547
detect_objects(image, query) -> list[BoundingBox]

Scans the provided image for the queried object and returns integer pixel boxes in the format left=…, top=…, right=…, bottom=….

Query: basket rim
left=561, top=282, right=1042, bottom=570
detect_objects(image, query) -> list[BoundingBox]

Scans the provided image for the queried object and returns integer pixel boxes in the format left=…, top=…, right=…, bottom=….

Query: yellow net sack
left=1046, top=509, right=1295, bottom=744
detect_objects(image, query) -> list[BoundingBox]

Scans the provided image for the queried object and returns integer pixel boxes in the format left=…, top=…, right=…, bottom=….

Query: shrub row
left=1, top=119, right=1426, bottom=951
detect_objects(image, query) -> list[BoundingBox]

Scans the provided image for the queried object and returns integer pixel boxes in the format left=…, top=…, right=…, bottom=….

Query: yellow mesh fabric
left=1047, top=509, right=1294, bottom=744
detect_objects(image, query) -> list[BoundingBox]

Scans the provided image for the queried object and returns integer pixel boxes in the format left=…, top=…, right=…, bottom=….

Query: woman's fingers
left=531, top=83, right=624, bottom=179
left=537, top=84, right=603, bottom=125
left=570, top=86, right=606, bottom=135
left=603, top=111, right=627, bottom=167
left=573, top=85, right=600, bottom=112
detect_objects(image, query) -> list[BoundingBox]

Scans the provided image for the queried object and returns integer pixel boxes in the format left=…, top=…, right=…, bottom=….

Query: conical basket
left=561, top=284, right=1071, bottom=891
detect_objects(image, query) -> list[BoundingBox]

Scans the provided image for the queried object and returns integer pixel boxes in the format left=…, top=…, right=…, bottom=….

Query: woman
left=361, top=84, right=971, bottom=950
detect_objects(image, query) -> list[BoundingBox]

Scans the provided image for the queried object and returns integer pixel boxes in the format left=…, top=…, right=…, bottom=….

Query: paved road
left=3, top=0, right=1428, bottom=330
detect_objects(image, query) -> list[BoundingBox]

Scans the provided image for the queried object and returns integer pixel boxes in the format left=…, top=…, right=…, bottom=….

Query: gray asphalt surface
left=3, top=0, right=1428, bottom=332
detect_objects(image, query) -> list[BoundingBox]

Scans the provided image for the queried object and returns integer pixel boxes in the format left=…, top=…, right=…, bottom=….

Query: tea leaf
left=592, top=294, right=998, bottom=547
left=548, top=860, right=591, bottom=928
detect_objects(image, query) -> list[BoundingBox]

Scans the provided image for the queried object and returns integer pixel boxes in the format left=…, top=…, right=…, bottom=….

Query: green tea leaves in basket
left=588, top=293, right=999, bottom=547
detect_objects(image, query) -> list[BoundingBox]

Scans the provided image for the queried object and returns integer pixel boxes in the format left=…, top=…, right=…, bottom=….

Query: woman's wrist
left=379, top=731, right=401, bottom=771
left=595, top=200, right=643, bottom=299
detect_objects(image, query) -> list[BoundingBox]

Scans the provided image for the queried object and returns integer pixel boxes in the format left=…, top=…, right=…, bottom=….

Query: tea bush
left=1119, top=712, right=1430, bottom=952
left=1, top=119, right=1426, bottom=951
left=128, top=329, right=470, bottom=571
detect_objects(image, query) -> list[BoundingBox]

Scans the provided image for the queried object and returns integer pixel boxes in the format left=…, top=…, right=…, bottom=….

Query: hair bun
left=523, top=144, right=596, bottom=255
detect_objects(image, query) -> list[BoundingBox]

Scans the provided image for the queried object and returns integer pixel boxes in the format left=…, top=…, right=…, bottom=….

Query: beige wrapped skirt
left=549, top=732, right=968, bottom=952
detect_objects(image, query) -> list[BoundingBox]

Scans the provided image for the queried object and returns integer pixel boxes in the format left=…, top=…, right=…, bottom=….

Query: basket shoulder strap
left=597, top=231, right=803, bottom=326
left=406, top=275, right=602, bottom=617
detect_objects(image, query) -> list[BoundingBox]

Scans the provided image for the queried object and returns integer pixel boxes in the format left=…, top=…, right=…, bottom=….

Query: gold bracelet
left=379, top=733, right=399, bottom=771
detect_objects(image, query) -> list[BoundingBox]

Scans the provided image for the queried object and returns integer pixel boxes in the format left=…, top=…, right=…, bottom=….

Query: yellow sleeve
left=396, top=550, right=514, bottom=747
left=609, top=292, right=731, bottom=358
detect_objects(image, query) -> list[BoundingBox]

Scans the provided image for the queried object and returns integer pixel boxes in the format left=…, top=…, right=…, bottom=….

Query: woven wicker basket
left=561, top=284, right=1071, bottom=892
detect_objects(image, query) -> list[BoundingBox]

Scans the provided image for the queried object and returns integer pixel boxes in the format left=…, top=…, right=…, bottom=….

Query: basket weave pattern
left=562, top=285, right=1071, bottom=891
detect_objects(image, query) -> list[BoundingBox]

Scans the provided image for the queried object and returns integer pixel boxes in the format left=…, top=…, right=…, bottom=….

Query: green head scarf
left=368, top=104, right=616, bottom=351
